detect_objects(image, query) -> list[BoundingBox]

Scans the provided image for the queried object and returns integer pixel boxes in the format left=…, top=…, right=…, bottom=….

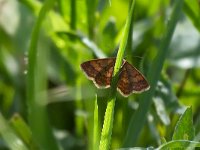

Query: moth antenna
left=124, top=55, right=144, bottom=60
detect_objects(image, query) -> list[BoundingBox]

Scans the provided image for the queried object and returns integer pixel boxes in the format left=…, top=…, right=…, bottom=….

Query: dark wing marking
left=117, top=61, right=150, bottom=97
left=80, top=58, right=116, bottom=88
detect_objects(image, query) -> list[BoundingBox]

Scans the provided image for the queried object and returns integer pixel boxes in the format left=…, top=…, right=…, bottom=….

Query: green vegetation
left=0, top=0, right=200, bottom=149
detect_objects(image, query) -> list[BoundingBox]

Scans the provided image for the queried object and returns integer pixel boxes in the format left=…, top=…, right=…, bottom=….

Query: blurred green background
left=0, top=0, right=199, bottom=149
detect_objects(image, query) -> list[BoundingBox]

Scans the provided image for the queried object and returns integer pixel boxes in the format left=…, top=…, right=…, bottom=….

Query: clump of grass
left=0, top=0, right=200, bottom=150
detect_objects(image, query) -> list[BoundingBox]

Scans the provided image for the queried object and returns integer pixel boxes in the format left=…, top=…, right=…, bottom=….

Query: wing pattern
left=117, top=61, right=150, bottom=97
left=81, top=58, right=150, bottom=97
left=80, top=58, right=116, bottom=88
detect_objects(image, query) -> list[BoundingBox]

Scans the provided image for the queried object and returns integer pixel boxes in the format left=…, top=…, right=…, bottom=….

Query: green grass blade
left=19, top=0, right=41, bottom=15
left=75, top=77, right=84, bottom=137
left=113, top=0, right=135, bottom=75
left=70, top=0, right=76, bottom=30
left=99, top=96, right=116, bottom=150
left=93, top=95, right=100, bottom=150
left=27, top=0, right=60, bottom=149
left=0, top=113, right=28, bottom=150
left=99, top=0, right=136, bottom=149
left=10, top=114, right=40, bottom=150
left=172, top=107, right=195, bottom=140
left=183, top=0, right=200, bottom=32
left=123, top=0, right=184, bottom=146
left=86, top=0, right=97, bottom=39
left=70, top=0, right=84, bottom=138
left=157, top=140, right=200, bottom=150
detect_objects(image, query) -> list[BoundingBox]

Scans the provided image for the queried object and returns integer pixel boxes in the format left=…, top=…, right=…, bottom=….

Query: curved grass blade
left=123, top=0, right=184, bottom=146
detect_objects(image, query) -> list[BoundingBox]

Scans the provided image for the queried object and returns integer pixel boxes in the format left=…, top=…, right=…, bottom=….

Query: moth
left=80, top=58, right=150, bottom=97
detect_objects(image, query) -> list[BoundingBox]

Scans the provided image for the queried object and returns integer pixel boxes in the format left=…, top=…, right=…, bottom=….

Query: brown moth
left=80, top=58, right=150, bottom=97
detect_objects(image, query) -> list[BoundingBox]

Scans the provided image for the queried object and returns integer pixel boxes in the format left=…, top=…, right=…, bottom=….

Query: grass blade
left=123, top=0, right=184, bottom=146
left=172, top=107, right=195, bottom=140
left=0, top=113, right=28, bottom=150
left=99, top=0, right=136, bottom=149
left=10, top=114, right=40, bottom=150
left=157, top=140, right=200, bottom=150
left=27, top=0, right=60, bottom=149
left=93, top=95, right=100, bottom=150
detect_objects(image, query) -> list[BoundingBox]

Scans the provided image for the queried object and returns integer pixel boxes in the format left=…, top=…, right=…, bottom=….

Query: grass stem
left=99, top=0, right=136, bottom=149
